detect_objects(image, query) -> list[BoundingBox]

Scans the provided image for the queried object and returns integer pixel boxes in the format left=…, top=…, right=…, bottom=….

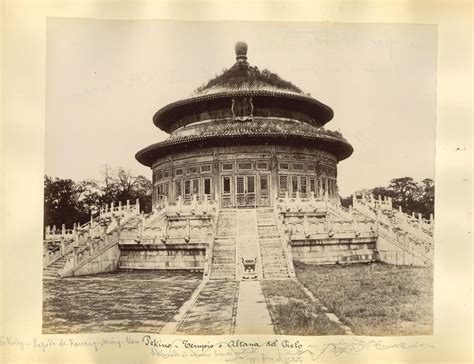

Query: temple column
left=212, top=148, right=220, bottom=205
left=270, top=146, right=278, bottom=205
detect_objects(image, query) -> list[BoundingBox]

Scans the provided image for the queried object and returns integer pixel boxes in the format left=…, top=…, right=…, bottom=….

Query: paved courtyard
left=43, top=270, right=201, bottom=334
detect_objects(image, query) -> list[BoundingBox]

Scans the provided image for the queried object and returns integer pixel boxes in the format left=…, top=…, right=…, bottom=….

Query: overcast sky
left=45, top=19, right=436, bottom=196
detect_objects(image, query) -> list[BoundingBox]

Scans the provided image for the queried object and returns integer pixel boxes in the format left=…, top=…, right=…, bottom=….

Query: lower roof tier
left=136, top=118, right=353, bottom=167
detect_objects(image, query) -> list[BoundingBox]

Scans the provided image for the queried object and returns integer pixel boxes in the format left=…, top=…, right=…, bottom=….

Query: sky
left=45, top=19, right=437, bottom=196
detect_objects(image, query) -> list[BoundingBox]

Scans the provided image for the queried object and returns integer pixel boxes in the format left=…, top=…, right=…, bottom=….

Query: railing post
left=60, top=237, right=65, bottom=255
left=73, top=247, right=78, bottom=265
left=136, top=198, right=140, bottom=213
left=44, top=244, right=50, bottom=265
left=186, top=218, right=191, bottom=242
left=303, top=214, right=309, bottom=238
left=163, top=217, right=168, bottom=241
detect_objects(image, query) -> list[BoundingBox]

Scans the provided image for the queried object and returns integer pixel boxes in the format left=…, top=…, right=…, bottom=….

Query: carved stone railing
left=352, top=193, right=434, bottom=265
left=155, top=195, right=217, bottom=216
left=276, top=191, right=326, bottom=213
left=273, top=209, right=296, bottom=278
left=46, top=199, right=140, bottom=273
left=203, top=206, right=223, bottom=279
left=59, top=228, right=122, bottom=277
left=98, top=199, right=140, bottom=220
left=352, top=194, right=433, bottom=244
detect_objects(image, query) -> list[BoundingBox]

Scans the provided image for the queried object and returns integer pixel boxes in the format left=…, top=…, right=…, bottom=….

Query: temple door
left=235, top=175, right=256, bottom=207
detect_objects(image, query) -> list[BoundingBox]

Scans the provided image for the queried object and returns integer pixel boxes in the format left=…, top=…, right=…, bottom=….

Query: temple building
left=44, top=42, right=433, bottom=280
left=136, top=42, right=353, bottom=208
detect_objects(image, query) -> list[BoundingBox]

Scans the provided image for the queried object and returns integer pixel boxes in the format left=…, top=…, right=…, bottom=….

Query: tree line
left=44, top=171, right=434, bottom=230
left=44, top=166, right=152, bottom=230
left=340, top=177, right=435, bottom=219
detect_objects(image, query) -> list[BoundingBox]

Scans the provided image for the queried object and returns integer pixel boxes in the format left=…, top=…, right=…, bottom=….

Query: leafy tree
left=44, top=176, right=89, bottom=230
left=44, top=167, right=152, bottom=231
left=97, top=166, right=152, bottom=213
left=340, top=177, right=434, bottom=219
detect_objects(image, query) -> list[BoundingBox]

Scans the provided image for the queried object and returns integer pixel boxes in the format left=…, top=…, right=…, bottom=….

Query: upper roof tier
left=153, top=42, right=334, bottom=133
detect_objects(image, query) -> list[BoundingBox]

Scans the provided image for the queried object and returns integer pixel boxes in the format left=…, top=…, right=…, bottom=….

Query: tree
left=97, top=166, right=152, bottom=213
left=340, top=177, right=435, bottom=219
left=44, top=167, right=152, bottom=231
left=44, top=176, right=89, bottom=230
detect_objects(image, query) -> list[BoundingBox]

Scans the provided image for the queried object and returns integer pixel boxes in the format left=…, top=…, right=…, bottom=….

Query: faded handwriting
left=141, top=335, right=436, bottom=362
left=1, top=335, right=436, bottom=363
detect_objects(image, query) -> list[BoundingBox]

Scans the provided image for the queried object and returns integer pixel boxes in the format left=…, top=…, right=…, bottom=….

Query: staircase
left=257, top=209, right=293, bottom=279
left=43, top=252, right=74, bottom=279
left=209, top=210, right=237, bottom=280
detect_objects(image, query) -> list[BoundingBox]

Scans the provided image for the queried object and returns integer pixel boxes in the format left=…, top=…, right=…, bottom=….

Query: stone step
left=260, top=242, right=282, bottom=247
left=263, top=273, right=289, bottom=279
left=215, top=233, right=236, bottom=237
left=213, top=246, right=235, bottom=254
left=263, top=264, right=287, bottom=269
left=214, top=239, right=236, bottom=244
left=263, top=271, right=288, bottom=276
left=213, top=258, right=235, bottom=263
left=211, top=266, right=235, bottom=273
left=209, top=272, right=235, bottom=280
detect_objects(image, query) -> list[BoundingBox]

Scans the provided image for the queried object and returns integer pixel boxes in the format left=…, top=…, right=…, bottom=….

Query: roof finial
left=235, top=41, right=248, bottom=63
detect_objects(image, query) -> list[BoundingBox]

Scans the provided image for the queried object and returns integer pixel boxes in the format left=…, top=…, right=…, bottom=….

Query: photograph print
left=43, top=19, right=436, bottom=336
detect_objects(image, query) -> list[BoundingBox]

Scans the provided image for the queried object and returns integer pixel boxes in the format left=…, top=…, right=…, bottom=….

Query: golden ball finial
left=235, top=41, right=248, bottom=62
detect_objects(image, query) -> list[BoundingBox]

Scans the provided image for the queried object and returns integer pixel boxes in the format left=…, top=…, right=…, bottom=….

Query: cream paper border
left=1, top=1, right=472, bottom=363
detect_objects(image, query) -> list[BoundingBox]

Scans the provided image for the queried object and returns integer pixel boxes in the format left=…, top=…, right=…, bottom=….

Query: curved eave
left=136, top=134, right=353, bottom=167
left=152, top=91, right=334, bottom=133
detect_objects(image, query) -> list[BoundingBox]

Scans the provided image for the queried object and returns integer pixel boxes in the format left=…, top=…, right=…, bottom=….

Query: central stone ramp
left=234, top=280, right=274, bottom=334
left=257, top=209, right=294, bottom=279
left=235, top=209, right=262, bottom=280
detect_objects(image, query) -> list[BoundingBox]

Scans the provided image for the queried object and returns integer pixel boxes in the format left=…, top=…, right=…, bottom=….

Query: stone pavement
left=174, top=280, right=239, bottom=335
left=234, top=280, right=274, bottom=334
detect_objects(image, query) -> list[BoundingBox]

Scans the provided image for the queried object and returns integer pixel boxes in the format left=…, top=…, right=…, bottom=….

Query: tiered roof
left=136, top=42, right=353, bottom=167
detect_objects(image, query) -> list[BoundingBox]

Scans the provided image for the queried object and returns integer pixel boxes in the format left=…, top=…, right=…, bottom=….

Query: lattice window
left=200, top=165, right=211, bottom=173
left=307, top=163, right=315, bottom=172
left=156, top=171, right=163, bottom=180
left=279, top=175, right=288, bottom=192
left=223, top=177, right=231, bottom=194
left=184, top=180, right=191, bottom=195
left=247, top=176, right=255, bottom=193
left=260, top=175, right=269, bottom=192
left=292, top=176, right=298, bottom=193
left=222, top=163, right=234, bottom=171
left=164, top=170, right=170, bottom=178
left=309, top=178, right=316, bottom=193
left=279, top=162, right=289, bottom=170
left=175, top=180, right=182, bottom=197
left=192, top=179, right=199, bottom=194
left=300, top=176, right=307, bottom=193
left=236, top=177, right=244, bottom=194
left=186, top=166, right=198, bottom=175
left=293, top=163, right=304, bottom=171
left=238, top=162, right=252, bottom=170
left=257, top=162, right=268, bottom=170
left=175, top=168, right=183, bottom=176
left=204, top=178, right=211, bottom=195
